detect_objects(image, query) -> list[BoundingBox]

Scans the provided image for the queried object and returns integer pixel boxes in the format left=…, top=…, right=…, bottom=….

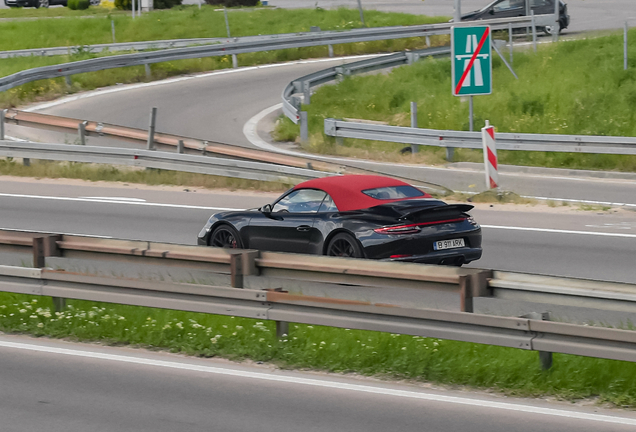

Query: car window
left=362, top=185, right=425, bottom=200
left=493, top=0, right=524, bottom=12
left=530, top=0, right=549, bottom=7
left=272, top=189, right=327, bottom=213
left=317, top=194, right=339, bottom=212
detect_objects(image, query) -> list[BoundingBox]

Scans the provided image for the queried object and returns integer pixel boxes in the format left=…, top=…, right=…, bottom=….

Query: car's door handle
left=296, top=225, right=311, bottom=232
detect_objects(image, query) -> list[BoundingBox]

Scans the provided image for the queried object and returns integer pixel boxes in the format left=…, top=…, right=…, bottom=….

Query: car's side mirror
left=261, top=204, right=272, bottom=213
left=489, top=8, right=494, bottom=14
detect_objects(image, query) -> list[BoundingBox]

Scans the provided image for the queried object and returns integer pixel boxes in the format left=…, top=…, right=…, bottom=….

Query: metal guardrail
left=282, top=47, right=451, bottom=123
left=0, top=140, right=326, bottom=183
left=323, top=120, right=636, bottom=156
left=0, top=14, right=554, bottom=93
left=2, top=109, right=451, bottom=195
left=0, top=230, right=635, bottom=364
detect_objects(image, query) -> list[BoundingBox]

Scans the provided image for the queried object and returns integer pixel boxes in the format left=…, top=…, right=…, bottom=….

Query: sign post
left=452, top=25, right=492, bottom=137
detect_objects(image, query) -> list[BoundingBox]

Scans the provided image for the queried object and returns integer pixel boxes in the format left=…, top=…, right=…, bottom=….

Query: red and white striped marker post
left=481, top=120, right=498, bottom=189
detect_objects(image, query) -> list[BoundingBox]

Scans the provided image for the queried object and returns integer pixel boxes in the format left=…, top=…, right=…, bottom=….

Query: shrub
left=68, top=0, right=90, bottom=9
left=204, top=0, right=259, bottom=6
left=153, top=0, right=182, bottom=9
left=114, top=0, right=130, bottom=9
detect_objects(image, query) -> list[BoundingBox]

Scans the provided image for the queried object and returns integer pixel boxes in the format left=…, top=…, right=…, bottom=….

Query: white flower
left=37, top=323, right=44, bottom=328
left=210, top=337, right=218, bottom=344
left=19, top=309, right=27, bottom=314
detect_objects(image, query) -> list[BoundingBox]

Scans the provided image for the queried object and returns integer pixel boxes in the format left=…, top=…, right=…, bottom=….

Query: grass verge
left=277, top=29, right=636, bottom=172
left=0, top=159, right=292, bottom=192
left=2, top=293, right=636, bottom=408
left=0, top=6, right=122, bottom=19
left=0, top=6, right=447, bottom=51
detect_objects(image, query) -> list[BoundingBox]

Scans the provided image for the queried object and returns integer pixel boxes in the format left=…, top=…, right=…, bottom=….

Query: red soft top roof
left=293, top=175, right=432, bottom=212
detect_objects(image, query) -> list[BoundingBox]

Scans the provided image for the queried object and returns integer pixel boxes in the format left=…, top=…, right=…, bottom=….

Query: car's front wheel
left=209, top=225, right=243, bottom=249
left=326, top=233, right=363, bottom=258
left=36, top=0, right=49, bottom=7
left=543, top=25, right=562, bottom=36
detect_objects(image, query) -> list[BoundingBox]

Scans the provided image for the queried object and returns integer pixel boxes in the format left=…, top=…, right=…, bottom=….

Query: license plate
left=433, top=238, right=465, bottom=251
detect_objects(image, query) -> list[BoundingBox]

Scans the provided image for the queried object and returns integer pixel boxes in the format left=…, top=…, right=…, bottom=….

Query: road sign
left=452, top=26, right=492, bottom=96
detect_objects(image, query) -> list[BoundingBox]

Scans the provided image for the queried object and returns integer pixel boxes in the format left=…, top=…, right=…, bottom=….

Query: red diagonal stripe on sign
left=490, top=177, right=498, bottom=189
left=487, top=147, right=497, bottom=170
left=486, top=127, right=495, bottom=140
left=454, top=27, right=490, bottom=95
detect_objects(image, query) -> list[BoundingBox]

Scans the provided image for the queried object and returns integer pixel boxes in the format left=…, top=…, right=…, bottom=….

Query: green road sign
left=452, top=26, right=492, bottom=96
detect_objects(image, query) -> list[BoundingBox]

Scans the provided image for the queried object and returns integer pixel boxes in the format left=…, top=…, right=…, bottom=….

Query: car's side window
left=317, top=194, right=339, bottom=213
left=493, top=0, right=524, bottom=12
left=272, top=189, right=327, bottom=213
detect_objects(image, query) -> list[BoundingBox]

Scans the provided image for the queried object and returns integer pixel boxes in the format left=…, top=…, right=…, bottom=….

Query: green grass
left=281, top=29, right=636, bottom=172
left=2, top=292, right=636, bottom=408
left=0, top=6, right=448, bottom=51
left=0, top=159, right=292, bottom=192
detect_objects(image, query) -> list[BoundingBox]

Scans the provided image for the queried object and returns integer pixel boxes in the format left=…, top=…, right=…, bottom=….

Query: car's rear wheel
left=326, top=233, right=363, bottom=258
left=210, top=225, right=243, bottom=249
left=36, top=0, right=49, bottom=8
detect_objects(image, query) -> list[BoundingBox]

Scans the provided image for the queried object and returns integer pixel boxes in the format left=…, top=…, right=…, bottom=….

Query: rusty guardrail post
left=460, top=270, right=493, bottom=313
left=33, top=235, right=65, bottom=312
left=147, top=107, right=157, bottom=150
left=78, top=121, right=87, bottom=145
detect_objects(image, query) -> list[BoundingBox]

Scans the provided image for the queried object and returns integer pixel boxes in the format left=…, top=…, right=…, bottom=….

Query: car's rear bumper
left=382, top=247, right=482, bottom=265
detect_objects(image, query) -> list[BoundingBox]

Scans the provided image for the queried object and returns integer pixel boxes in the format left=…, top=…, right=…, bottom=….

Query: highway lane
left=2, top=334, right=636, bottom=432
left=1, top=179, right=635, bottom=284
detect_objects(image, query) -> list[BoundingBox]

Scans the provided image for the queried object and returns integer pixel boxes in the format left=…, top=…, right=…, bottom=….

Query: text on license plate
left=434, top=238, right=465, bottom=251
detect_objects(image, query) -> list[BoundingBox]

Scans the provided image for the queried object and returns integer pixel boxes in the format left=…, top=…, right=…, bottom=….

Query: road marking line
left=0, top=192, right=238, bottom=211
left=0, top=227, right=112, bottom=238
left=80, top=196, right=147, bottom=202
left=482, top=225, right=636, bottom=239
left=0, top=339, right=635, bottom=426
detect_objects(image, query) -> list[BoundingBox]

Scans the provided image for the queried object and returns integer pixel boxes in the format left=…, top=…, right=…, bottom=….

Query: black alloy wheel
left=210, top=225, right=242, bottom=249
left=327, top=233, right=363, bottom=258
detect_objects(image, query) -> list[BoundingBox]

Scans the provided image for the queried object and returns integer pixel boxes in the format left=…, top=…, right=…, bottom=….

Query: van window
left=493, top=0, right=524, bottom=12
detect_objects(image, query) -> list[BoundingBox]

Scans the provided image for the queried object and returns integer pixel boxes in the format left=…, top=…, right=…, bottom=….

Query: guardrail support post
left=0, top=109, right=5, bottom=140
left=459, top=275, right=473, bottom=313
left=232, top=54, right=238, bottom=69
left=625, top=21, right=629, bottom=70
left=78, top=121, right=87, bottom=145
left=230, top=252, right=243, bottom=288
left=300, top=111, right=309, bottom=143
left=426, top=36, right=431, bottom=47
left=147, top=107, right=157, bottom=150
left=410, top=101, right=418, bottom=154
left=65, top=76, right=72, bottom=87
left=303, top=81, right=311, bottom=105
left=509, top=23, right=513, bottom=66
left=531, top=11, right=537, bottom=52
left=328, top=44, right=334, bottom=58
left=33, top=235, right=65, bottom=312
left=356, top=0, right=366, bottom=27
left=144, top=64, right=151, bottom=79
left=523, top=312, right=553, bottom=370
left=177, top=139, right=185, bottom=154
left=276, top=321, right=289, bottom=338
left=111, top=19, right=116, bottom=44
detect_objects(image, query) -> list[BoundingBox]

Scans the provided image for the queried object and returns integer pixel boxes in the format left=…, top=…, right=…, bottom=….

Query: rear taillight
left=467, top=216, right=478, bottom=226
left=374, top=217, right=467, bottom=235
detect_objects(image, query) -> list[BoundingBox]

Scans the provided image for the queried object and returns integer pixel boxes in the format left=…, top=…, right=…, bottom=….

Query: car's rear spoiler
left=397, top=203, right=474, bottom=220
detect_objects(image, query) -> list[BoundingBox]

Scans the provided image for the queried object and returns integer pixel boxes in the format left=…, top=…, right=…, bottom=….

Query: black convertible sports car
left=198, top=175, right=482, bottom=265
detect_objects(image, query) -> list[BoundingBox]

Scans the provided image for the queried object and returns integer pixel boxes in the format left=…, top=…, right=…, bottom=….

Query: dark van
left=460, top=0, right=570, bottom=35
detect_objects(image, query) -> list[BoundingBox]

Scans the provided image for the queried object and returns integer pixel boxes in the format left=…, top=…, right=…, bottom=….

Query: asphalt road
left=2, top=334, right=636, bottom=432
left=2, top=179, right=635, bottom=284
left=16, top=57, right=636, bottom=204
